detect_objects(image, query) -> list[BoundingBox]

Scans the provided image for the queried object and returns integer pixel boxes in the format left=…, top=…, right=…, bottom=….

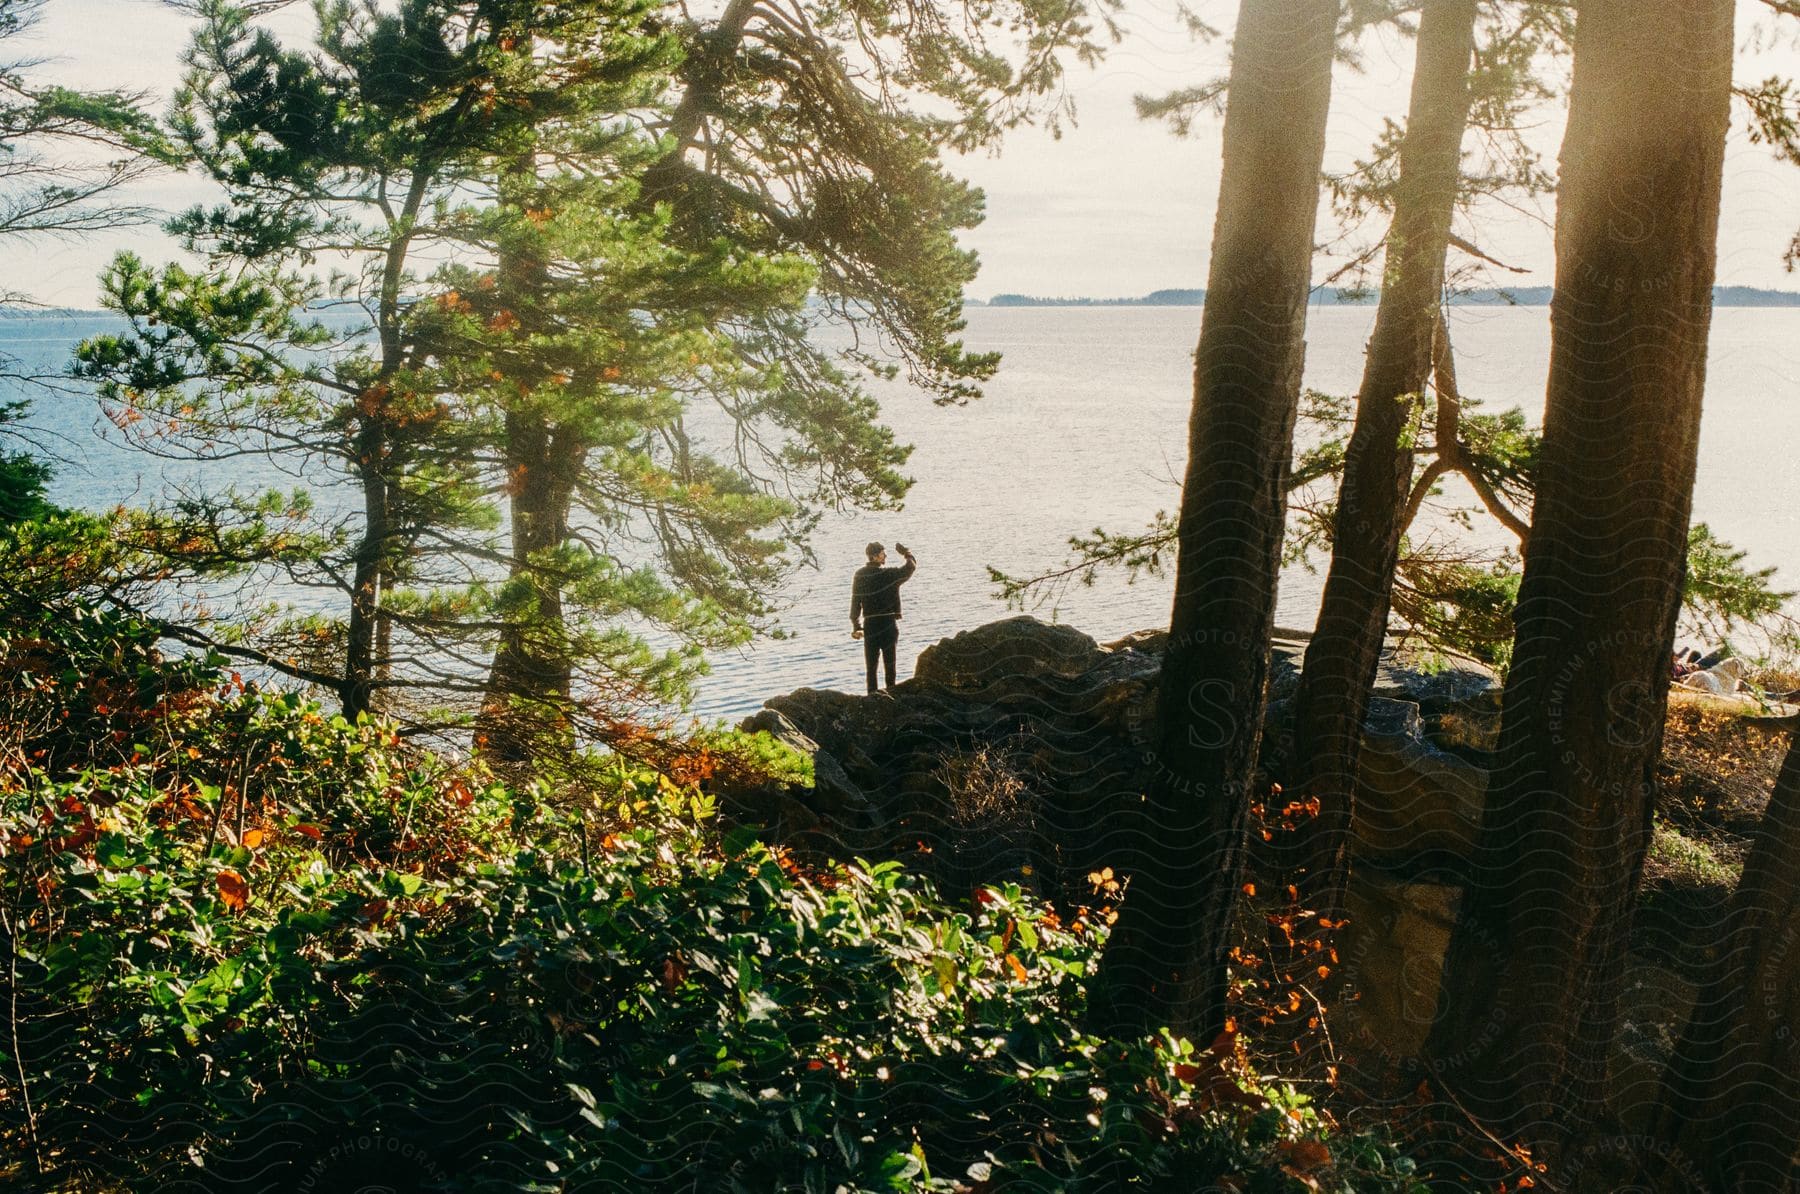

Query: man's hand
left=852, top=626, right=863, bottom=640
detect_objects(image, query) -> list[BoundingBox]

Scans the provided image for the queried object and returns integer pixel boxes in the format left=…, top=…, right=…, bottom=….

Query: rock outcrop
left=738, top=615, right=1500, bottom=887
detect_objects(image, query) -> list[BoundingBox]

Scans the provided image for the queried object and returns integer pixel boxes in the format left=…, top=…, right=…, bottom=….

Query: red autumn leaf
left=291, top=823, right=322, bottom=840
left=659, top=956, right=688, bottom=992
left=216, top=870, right=249, bottom=912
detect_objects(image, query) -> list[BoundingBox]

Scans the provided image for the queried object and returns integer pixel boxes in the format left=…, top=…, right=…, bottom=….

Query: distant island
left=0, top=306, right=114, bottom=320
left=972, top=285, right=1800, bottom=308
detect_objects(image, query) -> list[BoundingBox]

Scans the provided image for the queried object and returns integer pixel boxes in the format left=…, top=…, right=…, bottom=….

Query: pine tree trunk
left=1093, top=0, right=1339, bottom=1039
left=342, top=425, right=391, bottom=721
left=477, top=152, right=588, bottom=763
left=1288, top=0, right=1478, bottom=913
left=480, top=415, right=585, bottom=761
left=1647, top=732, right=1800, bottom=1193
left=343, top=176, right=428, bottom=721
left=1421, top=0, right=1733, bottom=1148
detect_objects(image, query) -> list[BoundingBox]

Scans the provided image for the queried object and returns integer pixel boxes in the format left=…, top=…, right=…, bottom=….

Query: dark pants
left=863, top=618, right=899, bottom=693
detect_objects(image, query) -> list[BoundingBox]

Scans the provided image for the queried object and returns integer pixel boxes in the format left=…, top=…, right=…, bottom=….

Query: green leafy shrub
left=0, top=580, right=1421, bottom=1191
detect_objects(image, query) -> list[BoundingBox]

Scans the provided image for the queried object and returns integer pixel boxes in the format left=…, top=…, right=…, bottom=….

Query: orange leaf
left=242, top=829, right=264, bottom=850
left=216, top=870, right=249, bottom=912
left=1277, top=1139, right=1332, bottom=1172
left=292, top=823, right=322, bottom=840
left=1005, top=953, right=1028, bottom=983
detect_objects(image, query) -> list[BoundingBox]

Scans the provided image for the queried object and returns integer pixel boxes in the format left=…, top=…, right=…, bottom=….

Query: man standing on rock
left=851, top=541, right=916, bottom=695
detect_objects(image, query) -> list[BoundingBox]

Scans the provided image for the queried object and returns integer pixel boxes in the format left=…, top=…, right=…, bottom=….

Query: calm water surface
left=14, top=305, right=1800, bottom=720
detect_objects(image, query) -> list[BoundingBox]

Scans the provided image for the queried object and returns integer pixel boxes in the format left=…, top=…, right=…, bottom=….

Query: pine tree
left=1422, top=0, right=1734, bottom=1149
left=475, top=0, right=1119, bottom=756
left=78, top=0, right=713, bottom=717
left=79, top=0, right=1112, bottom=743
left=1091, top=0, right=1340, bottom=1039
left=1285, top=0, right=1480, bottom=916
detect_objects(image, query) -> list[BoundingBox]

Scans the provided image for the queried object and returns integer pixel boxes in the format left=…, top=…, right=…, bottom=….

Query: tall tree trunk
left=478, top=150, right=587, bottom=762
left=341, top=424, right=390, bottom=721
left=1288, top=0, right=1478, bottom=914
left=1093, top=0, right=1339, bottom=1040
left=1421, top=0, right=1732, bottom=1149
left=481, top=415, right=586, bottom=761
left=1646, top=731, right=1800, bottom=1193
left=342, top=176, right=428, bottom=720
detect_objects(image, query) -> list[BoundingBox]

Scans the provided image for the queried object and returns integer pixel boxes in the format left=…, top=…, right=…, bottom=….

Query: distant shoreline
left=971, top=286, right=1800, bottom=308
left=0, top=308, right=113, bottom=320
left=11, top=285, right=1800, bottom=320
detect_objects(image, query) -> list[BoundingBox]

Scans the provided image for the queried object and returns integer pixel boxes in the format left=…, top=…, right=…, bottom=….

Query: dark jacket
left=851, top=558, right=915, bottom=626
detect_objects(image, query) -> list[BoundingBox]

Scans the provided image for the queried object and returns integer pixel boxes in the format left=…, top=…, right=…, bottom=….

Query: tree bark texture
left=1421, top=0, right=1733, bottom=1150
left=1289, top=0, right=1479, bottom=914
left=1094, top=0, right=1340, bottom=1040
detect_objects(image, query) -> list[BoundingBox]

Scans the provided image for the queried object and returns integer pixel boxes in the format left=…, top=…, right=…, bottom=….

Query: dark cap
left=865, top=541, right=885, bottom=559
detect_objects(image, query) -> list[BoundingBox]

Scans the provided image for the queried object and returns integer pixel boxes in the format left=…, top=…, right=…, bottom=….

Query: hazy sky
left=13, top=0, right=1800, bottom=306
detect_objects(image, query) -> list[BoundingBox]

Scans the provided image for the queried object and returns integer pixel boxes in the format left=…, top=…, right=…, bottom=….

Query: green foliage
left=78, top=0, right=1115, bottom=744
left=1646, top=819, right=1742, bottom=889
left=0, top=0, right=172, bottom=249
left=0, top=401, right=49, bottom=523
left=1684, top=523, right=1800, bottom=655
left=0, top=565, right=1421, bottom=1191
left=1389, top=554, right=1522, bottom=669
left=78, top=0, right=829, bottom=720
